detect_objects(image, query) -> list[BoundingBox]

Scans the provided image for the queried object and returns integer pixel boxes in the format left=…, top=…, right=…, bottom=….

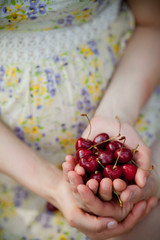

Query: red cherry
left=98, top=149, right=114, bottom=165
left=46, top=202, right=57, bottom=212
left=93, top=133, right=109, bottom=148
left=106, top=140, right=122, bottom=152
left=76, top=148, right=92, bottom=162
left=103, top=165, right=122, bottom=180
left=89, top=171, right=103, bottom=183
left=75, top=137, right=93, bottom=150
left=79, top=155, right=99, bottom=173
left=121, top=163, right=137, bottom=182
left=114, top=147, right=133, bottom=164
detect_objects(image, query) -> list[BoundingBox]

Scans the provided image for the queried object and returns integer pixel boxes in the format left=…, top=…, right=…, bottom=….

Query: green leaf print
left=11, top=0, right=16, bottom=5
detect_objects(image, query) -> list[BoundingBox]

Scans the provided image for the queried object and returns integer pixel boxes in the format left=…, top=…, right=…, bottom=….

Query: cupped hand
left=53, top=167, right=157, bottom=240
left=63, top=155, right=133, bottom=222
left=82, top=115, right=152, bottom=190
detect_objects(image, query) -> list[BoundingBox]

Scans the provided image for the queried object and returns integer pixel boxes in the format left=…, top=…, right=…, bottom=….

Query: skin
left=0, top=0, right=160, bottom=239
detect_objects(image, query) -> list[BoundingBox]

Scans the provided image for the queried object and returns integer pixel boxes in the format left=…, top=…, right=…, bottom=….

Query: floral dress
left=0, top=1, right=160, bottom=240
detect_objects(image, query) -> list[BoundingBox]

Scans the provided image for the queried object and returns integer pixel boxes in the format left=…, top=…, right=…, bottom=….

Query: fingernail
left=107, top=221, right=117, bottom=229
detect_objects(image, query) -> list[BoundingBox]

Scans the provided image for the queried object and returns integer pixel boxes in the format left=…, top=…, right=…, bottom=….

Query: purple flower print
left=30, top=0, right=38, bottom=6
left=3, top=7, right=7, bottom=13
left=55, top=73, right=62, bottom=85
left=14, top=126, right=25, bottom=141
left=45, top=69, right=54, bottom=81
left=87, top=40, right=99, bottom=56
left=66, top=15, right=74, bottom=25
left=156, top=85, right=160, bottom=95
left=39, top=3, right=47, bottom=15
left=77, top=100, right=84, bottom=110
left=81, top=88, right=89, bottom=97
left=57, top=18, right=65, bottom=25
left=28, top=6, right=37, bottom=14
left=13, top=186, right=29, bottom=207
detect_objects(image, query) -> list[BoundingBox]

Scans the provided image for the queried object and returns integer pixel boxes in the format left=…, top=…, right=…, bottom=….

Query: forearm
left=95, top=26, right=160, bottom=125
left=0, top=121, right=61, bottom=204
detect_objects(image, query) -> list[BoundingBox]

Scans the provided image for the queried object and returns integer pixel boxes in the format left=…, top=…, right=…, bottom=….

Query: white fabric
left=0, top=1, right=120, bottom=64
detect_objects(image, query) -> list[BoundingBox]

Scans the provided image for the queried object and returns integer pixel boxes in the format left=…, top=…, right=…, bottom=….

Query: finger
left=143, top=196, right=158, bottom=219
left=116, top=201, right=147, bottom=233
left=77, top=184, right=118, bottom=217
left=68, top=171, right=84, bottom=192
left=113, top=178, right=127, bottom=194
left=86, top=179, right=99, bottom=195
left=73, top=208, right=118, bottom=233
left=99, top=178, right=113, bottom=201
left=75, top=163, right=85, bottom=176
left=62, top=161, right=75, bottom=182
left=120, top=184, right=145, bottom=203
left=133, top=145, right=152, bottom=188
left=65, top=154, right=75, bottom=162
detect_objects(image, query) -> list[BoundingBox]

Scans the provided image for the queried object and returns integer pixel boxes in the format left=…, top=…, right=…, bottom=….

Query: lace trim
left=0, top=1, right=120, bottom=64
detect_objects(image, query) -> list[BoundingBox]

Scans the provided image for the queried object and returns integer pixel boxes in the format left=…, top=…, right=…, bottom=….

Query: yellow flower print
left=46, top=98, right=53, bottom=107
left=89, top=85, right=93, bottom=94
left=20, top=15, right=27, bottom=20
left=94, top=82, right=100, bottom=93
left=5, top=24, right=15, bottom=30
left=58, top=235, right=69, bottom=240
left=113, top=43, right=120, bottom=55
left=31, top=126, right=39, bottom=134
left=10, top=12, right=19, bottom=21
left=89, top=73, right=96, bottom=83
left=80, top=45, right=93, bottom=57
left=90, top=58, right=102, bottom=69
left=33, top=85, right=47, bottom=96
left=25, top=127, right=30, bottom=134
left=11, top=67, right=17, bottom=78
left=16, top=4, right=21, bottom=10
left=28, top=117, right=35, bottom=126
left=6, top=6, right=11, bottom=12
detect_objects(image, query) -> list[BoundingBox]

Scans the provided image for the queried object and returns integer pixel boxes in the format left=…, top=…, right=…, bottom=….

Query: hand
left=63, top=155, right=133, bottom=222
left=54, top=166, right=157, bottom=240
left=82, top=115, right=152, bottom=189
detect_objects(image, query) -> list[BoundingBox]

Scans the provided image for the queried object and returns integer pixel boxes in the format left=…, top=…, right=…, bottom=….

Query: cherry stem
left=81, top=114, right=91, bottom=141
left=113, top=190, right=123, bottom=208
left=115, top=115, right=122, bottom=137
left=132, top=144, right=139, bottom=155
left=113, top=136, right=126, bottom=169
left=131, top=160, right=154, bottom=171
left=89, top=134, right=121, bottom=150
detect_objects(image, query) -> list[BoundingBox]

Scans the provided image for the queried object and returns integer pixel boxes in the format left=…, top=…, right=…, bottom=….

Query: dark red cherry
left=106, top=140, right=122, bottom=152
left=121, top=163, right=137, bottom=182
left=76, top=148, right=92, bottom=162
left=114, top=147, right=133, bottom=164
left=103, top=165, right=122, bottom=180
left=79, top=155, right=99, bottom=173
left=89, top=171, right=103, bottom=183
left=75, top=137, right=93, bottom=150
left=46, top=202, right=57, bottom=212
left=98, top=149, right=114, bottom=166
left=93, top=133, right=109, bottom=148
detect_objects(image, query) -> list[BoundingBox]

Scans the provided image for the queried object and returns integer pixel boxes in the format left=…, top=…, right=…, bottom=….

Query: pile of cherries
left=76, top=132, right=138, bottom=184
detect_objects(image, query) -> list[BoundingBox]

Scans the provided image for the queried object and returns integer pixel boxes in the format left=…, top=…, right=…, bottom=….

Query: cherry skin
left=76, top=148, right=92, bottom=162
left=97, top=149, right=114, bottom=166
left=93, top=133, right=109, bottom=148
left=103, top=165, right=122, bottom=180
left=79, top=155, right=99, bottom=173
left=46, top=202, right=57, bottom=212
left=89, top=171, right=103, bottom=183
left=106, top=140, right=122, bottom=152
left=114, top=147, right=133, bottom=164
left=121, top=163, right=137, bottom=182
left=75, top=137, right=93, bottom=150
